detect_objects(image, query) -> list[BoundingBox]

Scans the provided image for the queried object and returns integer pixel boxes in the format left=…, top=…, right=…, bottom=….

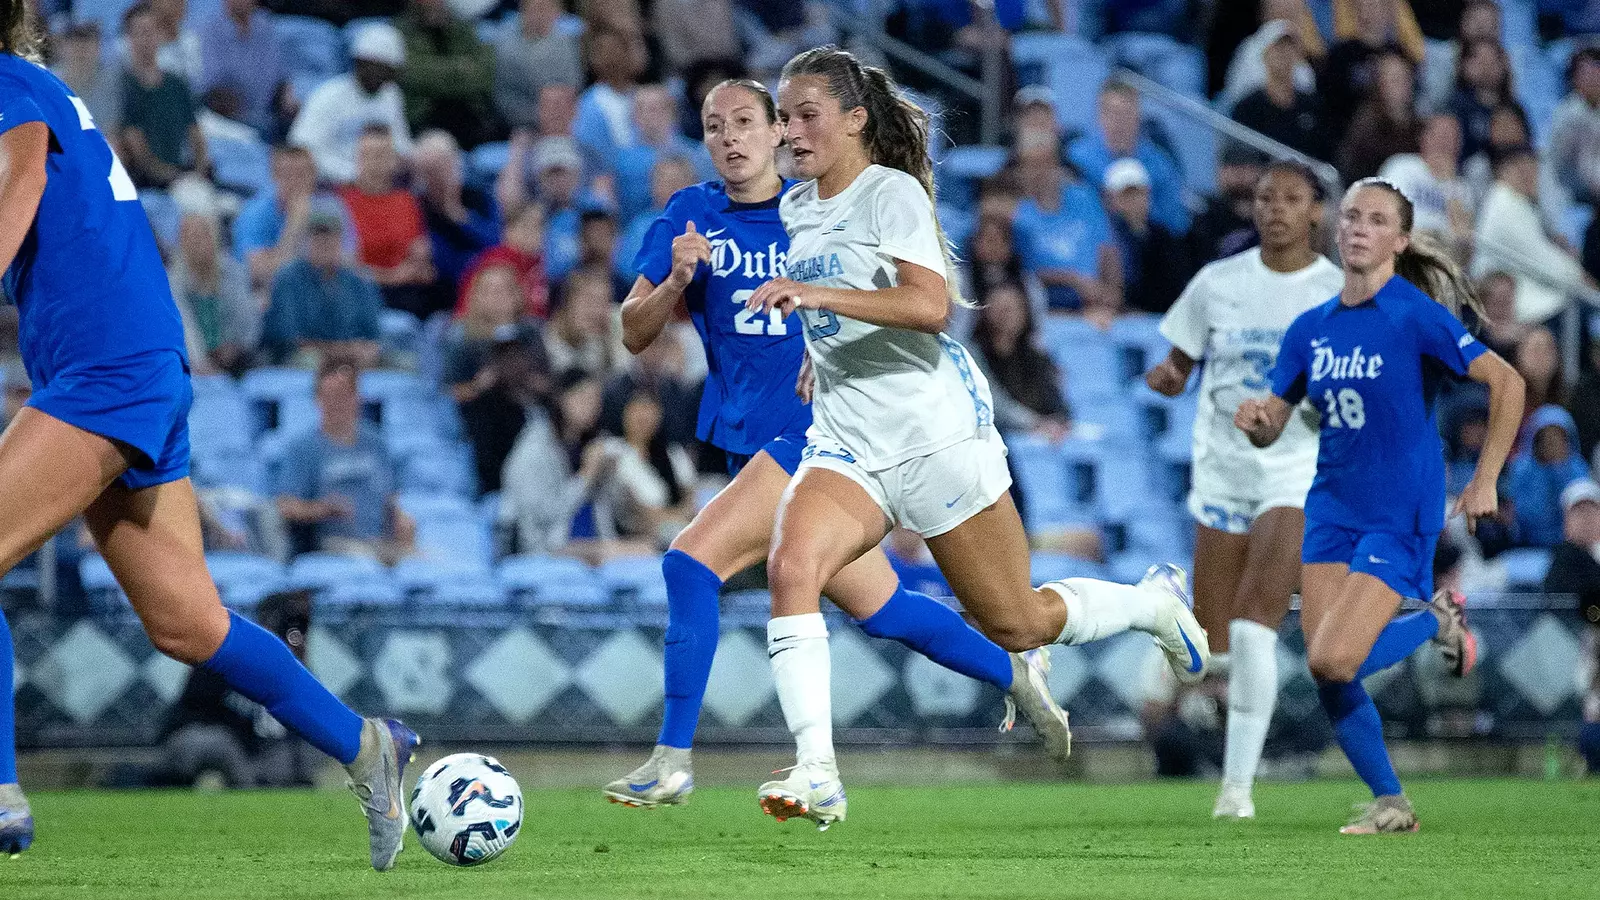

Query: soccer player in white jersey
left=741, top=45, right=1210, bottom=829
left=1145, top=162, right=1342, bottom=820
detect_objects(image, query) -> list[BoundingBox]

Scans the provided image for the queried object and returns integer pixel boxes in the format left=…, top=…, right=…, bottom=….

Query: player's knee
left=766, top=544, right=827, bottom=602
left=1306, top=642, right=1362, bottom=684
left=146, top=623, right=213, bottom=665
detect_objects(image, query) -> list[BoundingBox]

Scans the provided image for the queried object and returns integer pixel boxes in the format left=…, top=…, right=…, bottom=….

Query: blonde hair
left=0, top=0, right=41, bottom=62
left=1349, top=177, right=1485, bottom=321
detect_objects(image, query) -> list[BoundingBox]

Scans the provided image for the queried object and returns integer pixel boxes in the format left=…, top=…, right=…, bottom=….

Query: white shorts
left=1186, top=480, right=1309, bottom=535
left=798, top=429, right=1013, bottom=538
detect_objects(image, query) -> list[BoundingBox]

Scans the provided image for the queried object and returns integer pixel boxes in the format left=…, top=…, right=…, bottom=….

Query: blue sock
left=1317, top=678, right=1402, bottom=797
left=202, top=610, right=364, bottom=765
left=1580, top=722, right=1600, bottom=775
left=658, top=550, right=722, bottom=749
left=1355, top=610, right=1439, bottom=679
left=0, top=610, right=15, bottom=784
left=856, top=585, right=1013, bottom=689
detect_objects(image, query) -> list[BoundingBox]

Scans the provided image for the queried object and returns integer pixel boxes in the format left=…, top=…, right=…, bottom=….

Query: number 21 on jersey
left=730, top=290, right=788, bottom=335
left=68, top=95, right=138, bottom=202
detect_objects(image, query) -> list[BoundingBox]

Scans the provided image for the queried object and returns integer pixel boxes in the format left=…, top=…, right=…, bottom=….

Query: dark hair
left=315, top=352, right=361, bottom=385
left=0, top=0, right=40, bottom=61
left=707, top=77, right=778, bottom=125
left=122, top=0, right=156, bottom=32
left=579, top=208, right=615, bottom=228
left=1489, top=141, right=1536, bottom=172
left=358, top=122, right=393, bottom=140
left=1262, top=159, right=1327, bottom=201
left=780, top=45, right=964, bottom=305
left=1455, top=38, right=1513, bottom=99
left=1566, top=45, right=1600, bottom=87
left=1346, top=177, right=1484, bottom=321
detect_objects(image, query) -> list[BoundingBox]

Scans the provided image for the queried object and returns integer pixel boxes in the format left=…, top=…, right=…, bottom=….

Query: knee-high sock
left=856, top=586, right=1013, bottom=689
left=0, top=610, right=15, bottom=784
left=768, top=613, right=833, bottom=766
left=201, top=610, right=364, bottom=765
left=1222, top=619, right=1279, bottom=793
left=1051, top=578, right=1163, bottom=645
left=1317, top=678, right=1403, bottom=797
left=658, top=550, right=723, bottom=749
left=1355, top=610, right=1439, bottom=679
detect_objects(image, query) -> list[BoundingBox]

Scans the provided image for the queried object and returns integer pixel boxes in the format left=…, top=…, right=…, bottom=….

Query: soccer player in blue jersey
left=1236, top=177, right=1524, bottom=834
left=0, top=4, right=416, bottom=867
left=600, top=78, right=1071, bottom=808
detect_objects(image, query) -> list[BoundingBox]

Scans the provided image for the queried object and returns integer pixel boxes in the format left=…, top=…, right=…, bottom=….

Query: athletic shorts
left=1301, top=520, right=1438, bottom=601
left=26, top=349, right=193, bottom=490
left=1186, top=484, right=1309, bottom=535
left=797, top=429, right=1013, bottom=538
left=725, top=432, right=807, bottom=478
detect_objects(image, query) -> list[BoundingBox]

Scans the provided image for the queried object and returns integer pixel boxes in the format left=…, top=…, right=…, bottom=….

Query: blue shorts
left=725, top=432, right=807, bottom=478
left=26, top=350, right=193, bottom=491
left=1301, top=520, right=1438, bottom=601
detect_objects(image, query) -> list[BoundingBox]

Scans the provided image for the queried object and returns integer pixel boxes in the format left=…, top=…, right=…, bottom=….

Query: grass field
left=7, top=778, right=1597, bottom=899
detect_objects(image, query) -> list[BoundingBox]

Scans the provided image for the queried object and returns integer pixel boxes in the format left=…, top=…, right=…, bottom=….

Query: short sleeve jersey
left=1159, top=247, right=1343, bottom=497
left=0, top=55, right=186, bottom=385
left=779, top=165, right=994, bottom=470
left=633, top=180, right=811, bottom=456
left=1269, top=275, right=1487, bottom=534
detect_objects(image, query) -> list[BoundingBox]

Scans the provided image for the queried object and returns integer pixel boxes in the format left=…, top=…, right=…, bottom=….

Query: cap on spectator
left=307, top=197, right=344, bottom=233
left=1104, top=158, right=1151, bottom=193
left=1013, top=85, right=1056, bottom=111
left=531, top=136, right=583, bottom=174
left=1562, top=478, right=1600, bottom=511
left=1257, top=18, right=1299, bottom=51
left=350, top=23, right=406, bottom=68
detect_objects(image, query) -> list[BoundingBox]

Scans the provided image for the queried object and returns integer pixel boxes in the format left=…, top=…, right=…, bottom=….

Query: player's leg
left=1191, top=521, right=1251, bottom=661
left=1215, top=506, right=1303, bottom=819
left=86, top=478, right=418, bottom=868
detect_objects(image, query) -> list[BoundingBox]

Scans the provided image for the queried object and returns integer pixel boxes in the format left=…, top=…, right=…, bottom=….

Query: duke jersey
left=0, top=55, right=186, bottom=385
left=1160, top=248, right=1342, bottom=500
left=780, top=165, right=994, bottom=471
left=634, top=180, right=810, bottom=456
left=1270, top=275, right=1486, bottom=535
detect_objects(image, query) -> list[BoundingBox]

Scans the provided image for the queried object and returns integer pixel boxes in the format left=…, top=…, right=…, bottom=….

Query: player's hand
left=1144, top=360, right=1187, bottom=397
left=1451, top=477, right=1499, bottom=535
left=1233, top=398, right=1274, bottom=439
left=795, top=352, right=814, bottom=403
left=668, top=221, right=712, bottom=288
left=747, top=277, right=817, bottom=317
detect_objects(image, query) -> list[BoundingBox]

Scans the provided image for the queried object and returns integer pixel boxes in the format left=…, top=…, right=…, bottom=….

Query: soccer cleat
left=1339, top=794, right=1419, bottom=834
left=1139, top=564, right=1211, bottom=684
left=1000, top=648, right=1072, bottom=765
left=757, top=761, right=847, bottom=831
left=602, top=745, right=694, bottom=808
left=0, top=784, right=32, bottom=857
left=345, top=718, right=420, bottom=871
left=1212, top=783, right=1256, bottom=820
left=1429, top=589, right=1478, bottom=677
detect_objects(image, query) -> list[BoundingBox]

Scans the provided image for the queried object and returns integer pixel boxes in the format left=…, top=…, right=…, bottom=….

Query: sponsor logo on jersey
left=1310, top=344, right=1384, bottom=382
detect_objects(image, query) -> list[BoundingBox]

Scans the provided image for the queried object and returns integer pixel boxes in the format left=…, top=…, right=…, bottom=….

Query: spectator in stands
left=535, top=83, right=579, bottom=141
left=600, top=325, right=698, bottom=446
left=1507, top=405, right=1590, bottom=547
left=288, top=22, right=414, bottom=184
left=119, top=1, right=208, bottom=189
left=961, top=212, right=1025, bottom=307
left=397, top=0, right=497, bottom=149
left=1442, top=400, right=1489, bottom=498
left=1188, top=144, right=1265, bottom=265
left=414, top=130, right=502, bottom=317
left=1104, top=158, right=1189, bottom=316
left=1546, top=48, right=1600, bottom=222
left=456, top=203, right=550, bottom=320
left=1419, top=0, right=1502, bottom=112
left=1378, top=112, right=1475, bottom=252
left=653, top=0, right=739, bottom=72
left=494, top=0, right=584, bottom=134
left=1542, top=478, right=1600, bottom=776
left=1229, top=19, right=1331, bottom=160
left=1012, top=132, right=1121, bottom=317
left=262, top=202, right=383, bottom=366
left=1567, top=316, right=1600, bottom=463
left=545, top=267, right=628, bottom=377
left=1069, top=80, right=1189, bottom=235
left=738, top=0, right=838, bottom=77
left=1464, top=102, right=1532, bottom=205
left=592, top=382, right=695, bottom=546
left=969, top=281, right=1071, bottom=442
left=573, top=24, right=647, bottom=176
left=530, top=136, right=587, bottom=281
left=169, top=203, right=259, bottom=376
left=578, top=210, right=633, bottom=300
left=150, top=0, right=203, bottom=85
left=1218, top=0, right=1322, bottom=113
left=613, top=86, right=714, bottom=226
left=1515, top=325, right=1566, bottom=416
left=339, top=125, right=435, bottom=317
left=1322, top=0, right=1425, bottom=142
left=1475, top=270, right=1531, bottom=360
left=1337, top=48, right=1422, bottom=183
left=616, top=154, right=698, bottom=284
left=51, top=21, right=120, bottom=131
left=234, top=144, right=355, bottom=292
left=275, top=356, right=414, bottom=562
left=1472, top=145, right=1593, bottom=324
left=1449, top=39, right=1518, bottom=164
left=198, top=0, right=286, bottom=137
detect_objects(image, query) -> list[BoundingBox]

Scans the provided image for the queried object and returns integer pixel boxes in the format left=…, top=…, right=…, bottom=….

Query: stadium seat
left=598, top=555, right=670, bottom=607
left=1108, top=314, right=1168, bottom=384
left=78, top=554, right=126, bottom=612
left=207, top=135, right=274, bottom=198
left=75, top=0, right=137, bottom=33
left=140, top=191, right=181, bottom=250
left=189, top=374, right=253, bottom=456
left=321, top=573, right=405, bottom=608
left=275, top=16, right=347, bottom=81
left=398, top=442, right=476, bottom=497
left=1010, top=33, right=1108, bottom=138
left=380, top=309, right=423, bottom=359
left=286, top=552, right=386, bottom=592
left=498, top=554, right=609, bottom=608
left=1029, top=551, right=1109, bottom=584
left=205, top=551, right=287, bottom=609
left=1040, top=316, right=1123, bottom=407
left=241, top=368, right=316, bottom=436
left=1008, top=433, right=1096, bottom=531
left=1500, top=547, right=1554, bottom=590
left=394, top=556, right=493, bottom=593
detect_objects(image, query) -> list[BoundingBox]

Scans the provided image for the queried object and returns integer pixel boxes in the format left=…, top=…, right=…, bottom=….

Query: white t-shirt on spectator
left=1471, top=181, right=1589, bottom=324
left=1377, top=154, right=1473, bottom=239
left=287, top=75, right=414, bottom=184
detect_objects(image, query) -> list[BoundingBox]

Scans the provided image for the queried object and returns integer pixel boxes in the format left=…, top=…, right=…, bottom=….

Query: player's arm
left=1144, top=347, right=1196, bottom=397
left=621, top=219, right=708, bottom=354
left=1453, top=350, right=1524, bottom=532
left=1233, top=394, right=1293, bottom=448
left=749, top=258, right=950, bottom=334
left=0, top=122, right=49, bottom=275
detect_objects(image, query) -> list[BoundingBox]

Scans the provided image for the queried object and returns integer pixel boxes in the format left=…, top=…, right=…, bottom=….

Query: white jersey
left=781, top=165, right=994, bottom=470
left=1160, top=247, right=1342, bottom=500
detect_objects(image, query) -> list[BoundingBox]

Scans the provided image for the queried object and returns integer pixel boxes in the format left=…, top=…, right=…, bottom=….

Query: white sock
left=1209, top=652, right=1232, bottom=678
left=1222, top=619, right=1279, bottom=794
left=767, top=613, right=834, bottom=767
left=1048, top=578, right=1164, bottom=645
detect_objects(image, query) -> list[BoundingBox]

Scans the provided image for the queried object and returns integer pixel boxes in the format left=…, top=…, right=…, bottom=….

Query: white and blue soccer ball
left=409, top=753, right=524, bottom=866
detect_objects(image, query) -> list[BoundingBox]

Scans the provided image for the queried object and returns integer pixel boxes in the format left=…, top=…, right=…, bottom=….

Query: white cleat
left=757, top=761, right=847, bottom=831
left=1139, top=563, right=1210, bottom=684
left=1213, top=784, right=1256, bottom=820
left=1001, top=648, right=1072, bottom=765
left=602, top=745, right=694, bottom=808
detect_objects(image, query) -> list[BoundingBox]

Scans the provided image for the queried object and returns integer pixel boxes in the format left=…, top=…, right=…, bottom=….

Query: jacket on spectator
left=1507, top=406, right=1590, bottom=547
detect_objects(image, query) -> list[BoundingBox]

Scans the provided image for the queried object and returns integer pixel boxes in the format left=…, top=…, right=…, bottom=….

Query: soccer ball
left=409, top=753, right=524, bottom=866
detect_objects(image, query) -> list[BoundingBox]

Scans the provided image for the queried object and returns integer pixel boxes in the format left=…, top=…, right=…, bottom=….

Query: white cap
left=1257, top=18, right=1299, bottom=53
left=1104, top=157, right=1151, bottom=192
left=531, top=136, right=582, bottom=173
left=1562, top=478, right=1600, bottom=511
left=1013, top=85, right=1056, bottom=110
left=350, top=23, right=405, bottom=68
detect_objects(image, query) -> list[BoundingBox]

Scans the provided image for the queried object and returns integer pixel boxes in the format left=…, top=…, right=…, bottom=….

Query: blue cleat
left=345, top=718, right=419, bottom=871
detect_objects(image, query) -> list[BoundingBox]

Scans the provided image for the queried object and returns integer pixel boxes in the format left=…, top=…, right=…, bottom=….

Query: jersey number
left=804, top=308, right=840, bottom=340
left=1240, top=349, right=1273, bottom=390
left=69, top=96, right=138, bottom=202
left=730, top=290, right=788, bottom=336
left=1322, top=388, right=1366, bottom=430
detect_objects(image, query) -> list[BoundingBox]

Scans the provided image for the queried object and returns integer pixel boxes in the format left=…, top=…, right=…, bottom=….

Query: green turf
left=7, top=778, right=1597, bottom=899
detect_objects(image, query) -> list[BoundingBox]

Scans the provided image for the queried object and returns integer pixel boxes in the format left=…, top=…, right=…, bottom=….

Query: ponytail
left=1349, top=176, right=1484, bottom=322
left=0, top=0, right=40, bottom=62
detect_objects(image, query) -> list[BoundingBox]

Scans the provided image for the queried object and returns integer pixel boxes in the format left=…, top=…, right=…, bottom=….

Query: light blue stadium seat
left=598, top=555, right=670, bottom=607
left=287, top=552, right=386, bottom=591
left=208, top=135, right=274, bottom=198
left=241, top=368, right=316, bottom=435
left=498, top=554, right=608, bottom=607
left=275, top=15, right=346, bottom=80
left=380, top=309, right=423, bottom=359
left=75, top=0, right=137, bottom=33
left=189, top=374, right=253, bottom=455
left=191, top=450, right=269, bottom=493
left=467, top=141, right=511, bottom=191
left=398, top=442, right=476, bottom=496
left=1010, top=33, right=1108, bottom=138
left=397, top=492, right=474, bottom=519
left=1041, top=316, right=1122, bottom=408
left=937, top=144, right=1008, bottom=208
left=1008, top=433, right=1078, bottom=531
left=1500, top=547, right=1553, bottom=589
left=78, top=554, right=124, bottom=609
left=1029, top=551, right=1109, bottom=584
left=394, top=556, right=493, bottom=593
left=322, top=574, right=404, bottom=608
left=206, top=551, right=286, bottom=609
left=1109, top=313, right=1168, bottom=383
left=429, top=579, right=509, bottom=609
left=413, top=511, right=493, bottom=566
left=1109, top=549, right=1169, bottom=585
left=1094, top=448, right=1163, bottom=522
